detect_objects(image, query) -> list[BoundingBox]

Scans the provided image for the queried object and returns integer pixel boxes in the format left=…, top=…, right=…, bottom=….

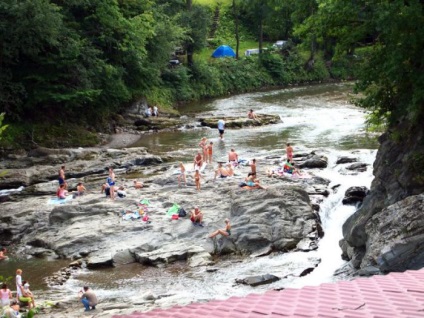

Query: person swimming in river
left=209, top=218, right=231, bottom=238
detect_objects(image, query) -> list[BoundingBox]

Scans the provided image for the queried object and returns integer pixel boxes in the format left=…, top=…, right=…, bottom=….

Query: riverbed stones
left=199, top=114, right=281, bottom=129
left=235, top=274, right=280, bottom=287
left=346, top=162, right=368, bottom=172
left=297, top=154, right=328, bottom=169
left=336, top=156, right=358, bottom=164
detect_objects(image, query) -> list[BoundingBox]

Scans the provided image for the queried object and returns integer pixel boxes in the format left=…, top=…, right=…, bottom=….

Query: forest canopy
left=0, top=0, right=422, bottom=130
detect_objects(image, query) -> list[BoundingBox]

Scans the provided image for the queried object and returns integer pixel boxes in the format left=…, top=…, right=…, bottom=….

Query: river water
left=1, top=83, right=379, bottom=310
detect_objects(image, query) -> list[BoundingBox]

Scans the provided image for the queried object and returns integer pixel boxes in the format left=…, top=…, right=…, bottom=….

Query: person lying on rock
left=209, top=218, right=231, bottom=239
left=190, top=206, right=204, bottom=226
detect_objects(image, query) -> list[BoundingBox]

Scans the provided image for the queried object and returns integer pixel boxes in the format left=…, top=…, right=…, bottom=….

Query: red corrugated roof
left=112, top=269, right=424, bottom=318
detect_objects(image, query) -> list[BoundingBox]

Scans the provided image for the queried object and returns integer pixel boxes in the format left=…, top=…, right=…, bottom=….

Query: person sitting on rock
left=209, top=218, right=231, bottom=239
left=0, top=283, right=12, bottom=306
left=78, top=286, right=98, bottom=312
left=247, top=109, right=260, bottom=122
left=3, top=299, right=20, bottom=318
left=190, top=206, right=204, bottom=226
left=214, top=163, right=232, bottom=180
left=283, top=160, right=294, bottom=174
left=133, top=180, right=143, bottom=189
left=73, top=182, right=86, bottom=198
left=56, top=184, right=68, bottom=199
left=228, top=149, right=239, bottom=167
left=19, top=281, right=35, bottom=309
left=244, top=175, right=267, bottom=190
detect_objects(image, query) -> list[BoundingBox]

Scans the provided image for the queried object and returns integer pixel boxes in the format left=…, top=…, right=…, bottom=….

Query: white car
left=273, top=40, right=287, bottom=48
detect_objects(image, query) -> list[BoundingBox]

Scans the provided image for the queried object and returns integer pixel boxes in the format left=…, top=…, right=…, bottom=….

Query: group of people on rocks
left=0, top=268, right=98, bottom=315
left=144, top=106, right=159, bottom=117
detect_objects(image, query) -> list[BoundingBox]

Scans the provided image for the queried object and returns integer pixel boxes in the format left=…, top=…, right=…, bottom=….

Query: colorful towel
left=47, top=196, right=73, bottom=205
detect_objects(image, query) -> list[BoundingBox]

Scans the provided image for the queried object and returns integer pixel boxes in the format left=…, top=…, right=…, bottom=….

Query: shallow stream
left=1, top=83, right=379, bottom=310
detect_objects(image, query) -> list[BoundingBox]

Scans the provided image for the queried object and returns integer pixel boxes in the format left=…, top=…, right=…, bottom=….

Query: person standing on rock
left=58, top=165, right=67, bottom=190
left=228, top=149, right=239, bottom=167
left=78, top=286, right=98, bottom=312
left=199, top=137, right=208, bottom=161
left=206, top=141, right=213, bottom=163
left=217, top=119, right=225, bottom=140
left=286, top=143, right=294, bottom=163
left=178, top=162, right=187, bottom=187
left=249, top=159, right=257, bottom=177
left=15, top=269, right=23, bottom=301
left=153, top=105, right=159, bottom=117
left=193, top=152, right=203, bottom=171
left=194, top=169, right=204, bottom=191
left=209, top=218, right=231, bottom=238
left=107, top=167, right=116, bottom=200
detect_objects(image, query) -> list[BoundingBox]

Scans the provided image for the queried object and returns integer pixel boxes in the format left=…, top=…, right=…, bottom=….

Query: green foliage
left=0, top=113, right=8, bottom=141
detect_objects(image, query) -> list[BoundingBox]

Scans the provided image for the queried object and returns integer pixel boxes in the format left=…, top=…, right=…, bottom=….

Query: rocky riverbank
left=340, top=118, right=424, bottom=275
left=0, top=142, right=339, bottom=317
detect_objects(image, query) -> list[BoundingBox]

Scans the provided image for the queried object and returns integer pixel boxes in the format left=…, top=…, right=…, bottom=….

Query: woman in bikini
left=209, top=219, right=231, bottom=238
left=199, top=137, right=208, bottom=161
left=194, top=169, right=203, bottom=191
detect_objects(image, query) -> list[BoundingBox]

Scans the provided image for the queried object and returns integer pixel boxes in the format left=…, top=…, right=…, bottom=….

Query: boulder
left=297, top=155, right=328, bottom=169
left=235, top=274, right=280, bottom=287
left=133, top=244, right=210, bottom=267
left=346, top=162, right=368, bottom=171
left=86, top=252, right=114, bottom=268
left=336, top=156, right=358, bottom=164
left=342, top=186, right=369, bottom=205
left=199, top=114, right=281, bottom=129
left=229, top=187, right=318, bottom=254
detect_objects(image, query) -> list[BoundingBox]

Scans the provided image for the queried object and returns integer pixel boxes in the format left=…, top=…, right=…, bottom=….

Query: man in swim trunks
left=58, top=165, right=67, bottom=190
left=190, top=206, right=203, bottom=226
left=286, top=143, right=294, bottom=162
left=193, top=152, right=203, bottom=170
left=217, top=119, right=225, bottom=139
left=248, top=158, right=257, bottom=177
left=214, top=163, right=231, bottom=180
left=228, top=148, right=239, bottom=166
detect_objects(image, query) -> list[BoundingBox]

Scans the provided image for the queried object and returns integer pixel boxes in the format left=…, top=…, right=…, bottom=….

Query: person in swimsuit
left=248, top=109, right=260, bottom=122
left=209, top=218, right=231, bottom=238
left=228, top=148, right=239, bottom=167
left=245, top=175, right=267, bottom=189
left=0, top=283, right=12, bottom=306
left=190, top=206, right=204, bottom=226
left=107, top=167, right=116, bottom=200
left=178, top=162, right=187, bottom=187
left=199, top=137, right=208, bottom=161
left=283, top=160, right=294, bottom=174
left=286, top=143, right=294, bottom=162
left=206, top=141, right=213, bottom=163
left=217, top=119, right=225, bottom=139
left=214, top=163, right=231, bottom=180
left=58, top=165, right=67, bottom=190
left=56, top=184, right=68, bottom=199
left=193, top=152, right=203, bottom=170
left=194, top=169, right=204, bottom=191
left=248, top=158, right=257, bottom=177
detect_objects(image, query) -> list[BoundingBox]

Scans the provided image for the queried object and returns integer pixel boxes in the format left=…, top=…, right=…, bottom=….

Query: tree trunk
left=259, top=19, right=263, bottom=54
left=233, top=0, right=240, bottom=59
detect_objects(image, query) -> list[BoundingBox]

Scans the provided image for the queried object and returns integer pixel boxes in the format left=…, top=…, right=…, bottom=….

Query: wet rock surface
left=199, top=114, right=282, bottom=129
left=341, top=120, right=424, bottom=273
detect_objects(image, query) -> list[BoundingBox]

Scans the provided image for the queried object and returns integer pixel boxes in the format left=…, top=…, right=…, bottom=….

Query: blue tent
left=211, top=45, right=236, bottom=58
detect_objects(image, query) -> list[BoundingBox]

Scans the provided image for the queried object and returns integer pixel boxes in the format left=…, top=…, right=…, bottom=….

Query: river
left=1, top=83, right=379, bottom=311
